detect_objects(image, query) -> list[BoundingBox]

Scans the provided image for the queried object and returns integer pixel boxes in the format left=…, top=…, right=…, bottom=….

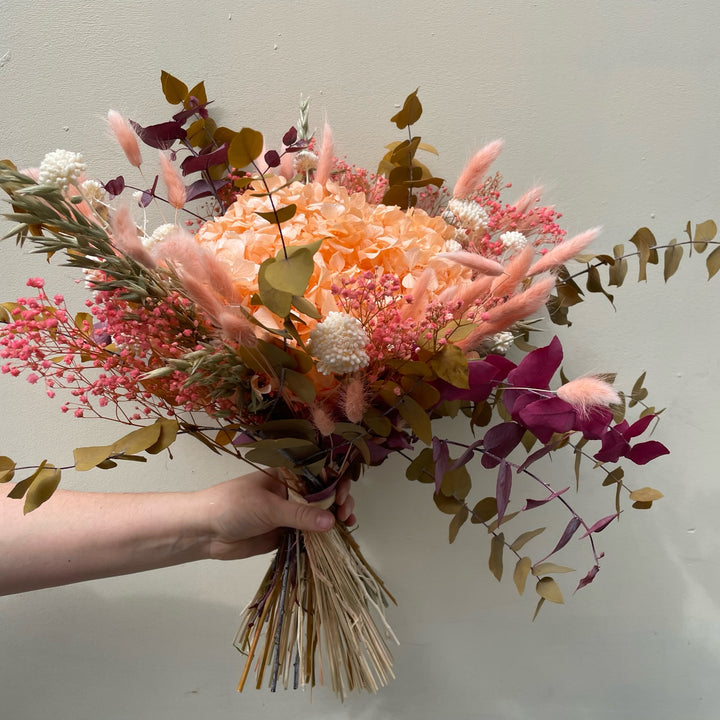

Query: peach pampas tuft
left=491, top=245, right=534, bottom=296
left=512, top=186, right=543, bottom=215
left=218, top=309, right=258, bottom=347
left=452, top=140, right=503, bottom=199
left=107, top=110, right=142, bottom=168
left=315, top=123, right=334, bottom=186
left=109, top=205, right=156, bottom=269
left=457, top=275, right=556, bottom=351
left=343, top=376, right=366, bottom=423
left=311, top=404, right=336, bottom=436
left=528, top=228, right=600, bottom=276
left=158, top=152, right=187, bottom=210
left=557, top=376, right=621, bottom=416
left=440, top=251, right=506, bottom=276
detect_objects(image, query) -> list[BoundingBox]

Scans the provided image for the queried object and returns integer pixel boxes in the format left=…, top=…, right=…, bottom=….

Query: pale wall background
left=1, top=2, right=719, bottom=719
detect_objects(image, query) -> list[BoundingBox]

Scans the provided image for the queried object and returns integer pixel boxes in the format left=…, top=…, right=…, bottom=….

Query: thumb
left=271, top=495, right=335, bottom=532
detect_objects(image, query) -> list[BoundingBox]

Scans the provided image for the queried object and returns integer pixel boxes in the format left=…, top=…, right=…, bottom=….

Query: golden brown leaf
left=449, top=506, right=469, bottom=544
left=513, top=557, right=532, bottom=595
left=489, top=532, right=504, bottom=581
left=535, top=576, right=564, bottom=604
left=629, top=486, right=664, bottom=502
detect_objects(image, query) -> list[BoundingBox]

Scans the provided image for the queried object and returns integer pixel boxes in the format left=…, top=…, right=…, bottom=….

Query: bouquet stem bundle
left=235, top=489, right=397, bottom=698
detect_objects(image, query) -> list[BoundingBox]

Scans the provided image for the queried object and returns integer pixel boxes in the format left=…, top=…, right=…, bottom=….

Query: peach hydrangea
left=191, top=176, right=475, bottom=323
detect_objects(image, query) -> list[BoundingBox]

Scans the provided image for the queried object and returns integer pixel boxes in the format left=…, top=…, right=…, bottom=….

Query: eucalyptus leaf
left=663, top=239, right=683, bottom=282
left=489, top=532, right=504, bottom=581
left=513, top=557, right=532, bottom=595
left=536, top=576, right=564, bottom=604
left=449, top=506, right=469, bottom=544
left=161, top=70, right=188, bottom=105
left=24, top=465, right=61, bottom=513
left=228, top=127, right=264, bottom=169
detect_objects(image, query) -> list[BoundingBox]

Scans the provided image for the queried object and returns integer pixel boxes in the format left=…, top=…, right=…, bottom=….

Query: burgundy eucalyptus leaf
left=523, top=486, right=569, bottom=510
left=517, top=396, right=577, bottom=444
left=139, top=175, right=159, bottom=208
left=480, top=422, right=525, bottom=469
left=547, top=516, right=581, bottom=557
left=496, top=460, right=513, bottom=522
left=264, top=149, right=281, bottom=168
left=184, top=177, right=231, bottom=202
left=579, top=512, right=619, bottom=538
left=102, top=175, right=125, bottom=197
left=575, top=564, right=600, bottom=592
left=626, top=440, right=670, bottom=465
left=518, top=439, right=562, bottom=473
left=180, top=144, right=229, bottom=175
left=576, top=406, right=614, bottom=440
left=448, top=437, right=484, bottom=472
left=507, top=336, right=563, bottom=390
left=129, top=119, right=187, bottom=150
left=623, top=414, right=656, bottom=439
left=283, top=127, right=298, bottom=146
left=435, top=359, right=504, bottom=402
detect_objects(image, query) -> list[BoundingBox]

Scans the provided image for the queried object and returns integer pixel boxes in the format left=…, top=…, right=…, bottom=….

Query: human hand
left=197, top=470, right=356, bottom=560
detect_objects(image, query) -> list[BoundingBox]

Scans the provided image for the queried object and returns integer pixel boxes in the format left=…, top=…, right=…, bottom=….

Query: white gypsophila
left=499, top=230, right=527, bottom=254
left=443, top=237, right=463, bottom=253
left=490, top=331, right=515, bottom=354
left=309, top=311, right=370, bottom=375
left=80, top=179, right=105, bottom=207
left=143, top=223, right=178, bottom=250
left=38, top=149, right=86, bottom=191
left=442, top=197, right=489, bottom=233
left=294, top=149, right=318, bottom=174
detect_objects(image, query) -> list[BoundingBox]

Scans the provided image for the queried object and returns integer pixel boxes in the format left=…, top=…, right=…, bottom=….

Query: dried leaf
left=24, top=465, right=61, bottom=513
left=0, top=456, right=16, bottom=483
left=433, top=492, right=463, bottom=514
left=663, top=239, right=683, bottom=282
left=489, top=532, right=504, bottom=581
left=536, top=576, right=564, bottom=604
left=532, top=597, right=546, bottom=621
left=510, top=527, right=545, bottom=552
left=390, top=89, right=422, bottom=129
left=514, top=557, right=532, bottom=595
left=628, top=227, right=658, bottom=282
left=707, top=245, right=720, bottom=279
left=532, top=562, right=574, bottom=576
left=161, top=70, right=188, bottom=105
left=449, top=506, right=469, bottom=543
left=496, top=460, right=513, bottom=523
left=629, top=486, right=664, bottom=502
left=693, top=219, right=717, bottom=252
left=469, top=496, right=498, bottom=524
left=282, top=368, right=316, bottom=403
left=440, top=465, right=472, bottom=501
left=255, top=203, right=297, bottom=225
left=228, top=127, right=264, bottom=169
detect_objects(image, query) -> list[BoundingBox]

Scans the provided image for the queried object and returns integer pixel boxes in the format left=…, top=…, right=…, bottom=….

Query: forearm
left=0, top=488, right=210, bottom=595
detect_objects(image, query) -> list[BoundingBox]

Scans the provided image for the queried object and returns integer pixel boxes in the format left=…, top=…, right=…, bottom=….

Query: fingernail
left=315, top=512, right=334, bottom=531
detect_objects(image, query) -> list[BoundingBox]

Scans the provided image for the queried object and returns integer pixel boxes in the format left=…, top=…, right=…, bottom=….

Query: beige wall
left=1, top=2, right=719, bottom=718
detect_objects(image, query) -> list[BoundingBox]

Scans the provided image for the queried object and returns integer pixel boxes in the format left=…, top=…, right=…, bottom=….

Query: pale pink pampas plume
left=314, top=123, right=334, bottom=186
left=158, top=152, right=187, bottom=210
left=218, top=309, right=258, bottom=347
left=440, top=251, right=506, bottom=276
left=311, top=404, right=336, bottom=436
left=107, top=110, right=142, bottom=168
left=491, top=244, right=534, bottom=296
left=278, top=152, right=295, bottom=180
left=557, top=376, right=621, bottom=416
left=457, top=275, right=556, bottom=351
left=527, top=228, right=600, bottom=276
left=401, top=268, right=435, bottom=320
left=512, top=186, right=543, bottom=215
left=452, top=140, right=504, bottom=199
left=343, top=376, right=366, bottom=423
left=456, top=274, right=494, bottom=314
left=109, top=205, right=156, bottom=269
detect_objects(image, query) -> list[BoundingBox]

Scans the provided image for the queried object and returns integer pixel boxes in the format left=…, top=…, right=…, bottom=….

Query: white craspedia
left=309, top=311, right=370, bottom=375
left=294, top=149, right=319, bottom=174
left=499, top=230, right=527, bottom=254
left=143, top=223, right=178, bottom=250
left=442, top=197, right=489, bottom=233
left=38, top=149, right=86, bottom=191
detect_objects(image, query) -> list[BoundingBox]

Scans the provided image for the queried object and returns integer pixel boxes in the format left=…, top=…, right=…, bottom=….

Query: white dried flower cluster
left=294, top=149, right=318, bottom=174
left=489, top=331, right=515, bottom=354
left=309, top=311, right=370, bottom=375
left=143, top=223, right=178, bottom=250
left=38, top=149, right=86, bottom=191
left=499, top=230, right=527, bottom=254
left=442, top=198, right=489, bottom=233
left=80, top=179, right=105, bottom=207
left=443, top=237, right=463, bottom=253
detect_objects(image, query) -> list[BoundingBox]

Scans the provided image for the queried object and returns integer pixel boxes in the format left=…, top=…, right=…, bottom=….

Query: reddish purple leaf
left=102, top=176, right=125, bottom=197
left=496, top=460, right=513, bottom=523
left=518, top=440, right=563, bottom=473
left=264, top=149, right=281, bottom=168
left=576, top=406, right=613, bottom=439
left=575, top=564, right=600, bottom=592
left=624, top=414, right=655, bottom=439
left=481, top=422, right=525, bottom=468
left=449, top=437, right=484, bottom=472
left=507, top=336, right=563, bottom=390
left=626, top=440, right=670, bottom=465
left=523, top=486, right=569, bottom=510
left=593, top=427, right=628, bottom=463
left=184, top=177, right=230, bottom=202
left=548, top=516, right=581, bottom=557
left=180, top=144, right=229, bottom=175
left=129, top=119, right=187, bottom=150
left=517, top=396, right=576, bottom=444
left=139, top=175, right=159, bottom=208
left=579, top=512, right=618, bottom=538
left=282, top=127, right=298, bottom=146
left=435, top=359, right=504, bottom=402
